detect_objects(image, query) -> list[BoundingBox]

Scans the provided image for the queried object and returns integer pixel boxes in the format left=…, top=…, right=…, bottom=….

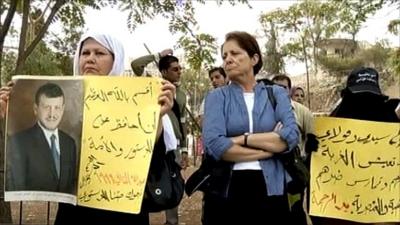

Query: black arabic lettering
left=110, top=116, right=139, bottom=132
left=332, top=129, right=352, bottom=143
left=389, top=129, right=400, bottom=147
left=107, top=87, right=130, bottom=103
left=345, top=134, right=358, bottom=144
left=92, top=114, right=110, bottom=129
left=315, top=166, right=330, bottom=190
left=84, top=88, right=109, bottom=110
left=328, top=126, right=342, bottom=140
left=317, top=129, right=331, bottom=142
left=131, top=82, right=153, bottom=106
left=126, top=189, right=141, bottom=200
left=335, top=149, right=355, bottom=168
left=78, top=190, right=99, bottom=202
left=357, top=134, right=371, bottom=144
left=320, top=145, right=335, bottom=161
left=88, top=136, right=124, bottom=157
left=137, top=111, right=156, bottom=134
left=358, top=157, right=398, bottom=169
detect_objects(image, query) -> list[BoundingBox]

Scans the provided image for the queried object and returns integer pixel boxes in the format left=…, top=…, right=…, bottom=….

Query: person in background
left=272, top=74, right=318, bottom=225
left=197, top=66, right=229, bottom=127
left=315, top=66, right=399, bottom=225
left=0, top=32, right=176, bottom=225
left=132, top=51, right=188, bottom=225
left=131, top=48, right=173, bottom=76
left=202, top=31, right=298, bottom=225
left=6, top=82, right=77, bottom=194
left=272, top=75, right=316, bottom=162
left=291, top=86, right=306, bottom=105
left=330, top=67, right=399, bottom=123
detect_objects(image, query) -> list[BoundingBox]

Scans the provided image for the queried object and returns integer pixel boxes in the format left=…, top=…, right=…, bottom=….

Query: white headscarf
left=73, top=32, right=125, bottom=76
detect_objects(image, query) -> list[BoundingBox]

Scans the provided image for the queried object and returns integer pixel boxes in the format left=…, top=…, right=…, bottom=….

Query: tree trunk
left=0, top=1, right=18, bottom=222
left=14, top=0, right=66, bottom=75
left=0, top=120, right=12, bottom=223
left=14, top=0, right=30, bottom=75
left=0, top=0, right=18, bottom=85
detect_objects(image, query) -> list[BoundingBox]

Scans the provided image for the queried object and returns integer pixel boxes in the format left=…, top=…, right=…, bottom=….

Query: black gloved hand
left=305, top=133, right=319, bottom=153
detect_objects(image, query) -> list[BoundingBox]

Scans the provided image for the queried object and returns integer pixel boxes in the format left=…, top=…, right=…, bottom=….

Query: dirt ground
left=9, top=167, right=203, bottom=225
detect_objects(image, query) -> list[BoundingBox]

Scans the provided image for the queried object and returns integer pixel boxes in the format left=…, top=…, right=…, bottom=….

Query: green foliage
left=118, top=0, right=248, bottom=72
left=49, top=21, right=84, bottom=75
left=260, top=0, right=340, bottom=72
left=0, top=0, right=112, bottom=76
left=259, top=0, right=385, bottom=74
left=388, top=19, right=400, bottom=35
left=180, top=68, right=210, bottom=133
left=281, top=42, right=305, bottom=61
left=317, top=41, right=391, bottom=77
left=334, top=0, right=385, bottom=39
left=176, top=33, right=217, bottom=72
left=262, top=22, right=285, bottom=74
left=1, top=51, right=17, bottom=83
left=388, top=48, right=400, bottom=78
left=316, top=55, right=364, bottom=77
left=357, top=41, right=391, bottom=71
left=180, top=68, right=211, bottom=107
left=22, top=41, right=62, bottom=76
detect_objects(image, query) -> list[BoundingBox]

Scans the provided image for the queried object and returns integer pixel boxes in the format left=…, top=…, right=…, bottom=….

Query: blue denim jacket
left=203, top=82, right=299, bottom=196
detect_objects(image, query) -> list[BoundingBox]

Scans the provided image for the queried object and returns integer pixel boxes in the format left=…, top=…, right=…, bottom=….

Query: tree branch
left=0, top=0, right=18, bottom=44
left=32, top=0, right=52, bottom=24
left=14, top=0, right=30, bottom=74
left=23, top=0, right=65, bottom=65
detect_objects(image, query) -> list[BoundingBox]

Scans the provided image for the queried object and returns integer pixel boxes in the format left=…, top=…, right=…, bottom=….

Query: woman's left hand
left=158, top=80, right=175, bottom=116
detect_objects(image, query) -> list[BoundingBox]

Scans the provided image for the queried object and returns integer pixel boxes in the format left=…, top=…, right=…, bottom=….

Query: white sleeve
left=162, top=115, right=177, bottom=152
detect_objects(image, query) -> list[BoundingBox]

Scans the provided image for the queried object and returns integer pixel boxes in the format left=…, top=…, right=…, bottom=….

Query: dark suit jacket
left=6, top=123, right=77, bottom=194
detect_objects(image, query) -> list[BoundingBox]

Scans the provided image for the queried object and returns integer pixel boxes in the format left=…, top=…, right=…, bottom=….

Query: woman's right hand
left=0, top=81, right=14, bottom=119
left=158, top=80, right=175, bottom=116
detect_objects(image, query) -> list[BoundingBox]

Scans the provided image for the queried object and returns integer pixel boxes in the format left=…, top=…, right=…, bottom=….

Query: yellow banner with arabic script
left=77, top=76, right=161, bottom=214
left=310, top=117, right=400, bottom=223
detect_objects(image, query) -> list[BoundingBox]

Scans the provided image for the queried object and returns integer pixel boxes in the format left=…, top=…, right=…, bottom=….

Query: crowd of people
left=0, top=30, right=399, bottom=225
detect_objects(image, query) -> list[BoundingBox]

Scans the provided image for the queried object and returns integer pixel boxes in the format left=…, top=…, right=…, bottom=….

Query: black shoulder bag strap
left=266, top=85, right=277, bottom=110
left=171, top=98, right=184, bottom=139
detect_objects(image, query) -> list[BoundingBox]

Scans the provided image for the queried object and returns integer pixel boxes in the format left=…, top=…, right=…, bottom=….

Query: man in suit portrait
left=6, top=82, right=77, bottom=194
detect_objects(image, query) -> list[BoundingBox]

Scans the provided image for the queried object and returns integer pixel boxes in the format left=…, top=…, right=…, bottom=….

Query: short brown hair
left=222, top=31, right=263, bottom=75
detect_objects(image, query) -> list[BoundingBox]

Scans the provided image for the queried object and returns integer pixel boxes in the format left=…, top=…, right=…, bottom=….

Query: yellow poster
left=77, top=76, right=161, bottom=214
left=4, top=76, right=163, bottom=214
left=310, top=117, right=400, bottom=223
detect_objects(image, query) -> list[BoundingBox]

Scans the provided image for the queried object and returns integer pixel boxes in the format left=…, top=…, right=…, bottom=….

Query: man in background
left=272, top=74, right=317, bottom=225
left=197, top=67, right=229, bottom=126
left=132, top=51, right=188, bottom=225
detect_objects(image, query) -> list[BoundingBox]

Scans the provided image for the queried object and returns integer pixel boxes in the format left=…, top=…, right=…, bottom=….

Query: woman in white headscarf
left=55, top=32, right=176, bottom=225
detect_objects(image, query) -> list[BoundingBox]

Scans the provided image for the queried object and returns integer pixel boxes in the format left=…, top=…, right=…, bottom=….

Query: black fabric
left=346, top=67, right=381, bottom=95
left=310, top=76, right=400, bottom=225
left=171, top=98, right=184, bottom=138
left=330, top=91, right=396, bottom=122
left=266, top=85, right=310, bottom=194
left=305, top=133, right=319, bottom=154
left=279, top=147, right=310, bottom=194
left=202, top=170, right=290, bottom=225
left=55, top=203, right=149, bottom=225
left=54, top=135, right=182, bottom=224
left=185, top=154, right=232, bottom=198
left=143, top=135, right=185, bottom=212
